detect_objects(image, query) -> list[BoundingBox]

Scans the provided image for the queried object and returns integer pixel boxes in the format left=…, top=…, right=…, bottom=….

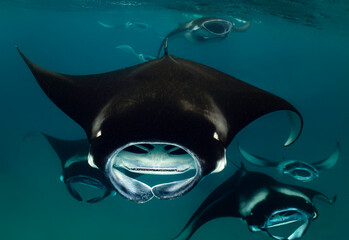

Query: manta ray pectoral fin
left=172, top=170, right=243, bottom=240
left=18, top=48, right=101, bottom=134
left=97, top=20, right=115, bottom=28
left=17, top=46, right=139, bottom=137
left=312, top=142, right=340, bottom=170
left=172, top=57, right=303, bottom=148
left=232, top=21, right=251, bottom=32
left=17, top=47, right=96, bottom=132
left=295, top=185, right=336, bottom=205
left=284, top=111, right=303, bottom=146
left=66, top=183, right=83, bottom=201
left=172, top=198, right=234, bottom=240
left=317, top=194, right=337, bottom=205
left=24, top=131, right=89, bottom=167
left=87, top=196, right=104, bottom=203
left=116, top=45, right=155, bottom=63
left=116, top=45, right=139, bottom=57
left=141, top=54, right=156, bottom=62
left=238, top=143, right=278, bottom=167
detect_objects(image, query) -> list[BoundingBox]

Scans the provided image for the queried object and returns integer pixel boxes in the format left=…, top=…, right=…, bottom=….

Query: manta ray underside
left=18, top=47, right=302, bottom=202
left=26, top=132, right=114, bottom=203
left=173, top=166, right=336, bottom=240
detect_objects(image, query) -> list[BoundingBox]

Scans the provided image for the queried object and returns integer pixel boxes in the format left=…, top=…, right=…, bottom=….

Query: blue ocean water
left=0, top=1, right=348, bottom=239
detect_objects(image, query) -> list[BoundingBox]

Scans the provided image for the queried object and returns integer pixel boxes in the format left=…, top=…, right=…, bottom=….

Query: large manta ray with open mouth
left=157, top=17, right=250, bottom=58
left=172, top=165, right=336, bottom=240
left=17, top=47, right=302, bottom=203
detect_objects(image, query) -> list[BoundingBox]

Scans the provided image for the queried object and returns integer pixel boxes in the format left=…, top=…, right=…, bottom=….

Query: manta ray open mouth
left=202, top=20, right=232, bottom=36
left=105, top=142, right=202, bottom=202
left=18, top=47, right=303, bottom=204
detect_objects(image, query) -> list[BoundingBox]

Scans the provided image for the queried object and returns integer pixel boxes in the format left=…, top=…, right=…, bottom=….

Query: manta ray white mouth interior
left=105, top=142, right=202, bottom=203
left=116, top=143, right=195, bottom=174
left=203, top=20, right=232, bottom=35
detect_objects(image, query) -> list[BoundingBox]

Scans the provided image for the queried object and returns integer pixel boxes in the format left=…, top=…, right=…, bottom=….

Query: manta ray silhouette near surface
left=17, top=47, right=302, bottom=203
left=157, top=17, right=250, bottom=57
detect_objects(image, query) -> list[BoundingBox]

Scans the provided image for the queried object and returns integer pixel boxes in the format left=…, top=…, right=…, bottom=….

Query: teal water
left=0, top=1, right=349, bottom=239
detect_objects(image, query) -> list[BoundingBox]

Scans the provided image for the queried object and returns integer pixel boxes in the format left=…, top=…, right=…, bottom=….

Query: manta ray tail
left=157, top=27, right=187, bottom=58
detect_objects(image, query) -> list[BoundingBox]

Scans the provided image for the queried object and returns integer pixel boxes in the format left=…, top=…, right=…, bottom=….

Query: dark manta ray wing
left=17, top=47, right=141, bottom=138
left=290, top=184, right=337, bottom=205
left=29, top=132, right=114, bottom=202
left=173, top=174, right=242, bottom=240
left=311, top=142, right=340, bottom=170
left=238, top=143, right=279, bottom=167
left=18, top=47, right=302, bottom=201
left=174, top=57, right=303, bottom=147
left=174, top=168, right=336, bottom=240
left=172, top=198, right=234, bottom=240
left=18, top=48, right=301, bottom=146
left=26, top=132, right=89, bottom=167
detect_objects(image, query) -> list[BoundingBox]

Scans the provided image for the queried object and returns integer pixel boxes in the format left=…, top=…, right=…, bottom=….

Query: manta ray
left=157, top=17, right=250, bottom=57
left=173, top=165, right=336, bottom=240
left=116, top=45, right=155, bottom=63
left=238, top=142, right=340, bottom=182
left=26, top=132, right=114, bottom=203
left=17, top=47, right=302, bottom=203
left=97, top=20, right=150, bottom=32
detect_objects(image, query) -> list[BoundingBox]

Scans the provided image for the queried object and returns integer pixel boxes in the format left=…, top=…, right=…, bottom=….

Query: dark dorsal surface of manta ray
left=26, top=132, right=114, bottom=203
left=172, top=166, right=336, bottom=240
left=157, top=17, right=250, bottom=57
left=238, top=142, right=340, bottom=182
left=17, top=47, right=302, bottom=203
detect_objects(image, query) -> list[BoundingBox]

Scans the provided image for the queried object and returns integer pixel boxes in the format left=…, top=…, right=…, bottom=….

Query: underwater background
left=0, top=0, right=348, bottom=239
